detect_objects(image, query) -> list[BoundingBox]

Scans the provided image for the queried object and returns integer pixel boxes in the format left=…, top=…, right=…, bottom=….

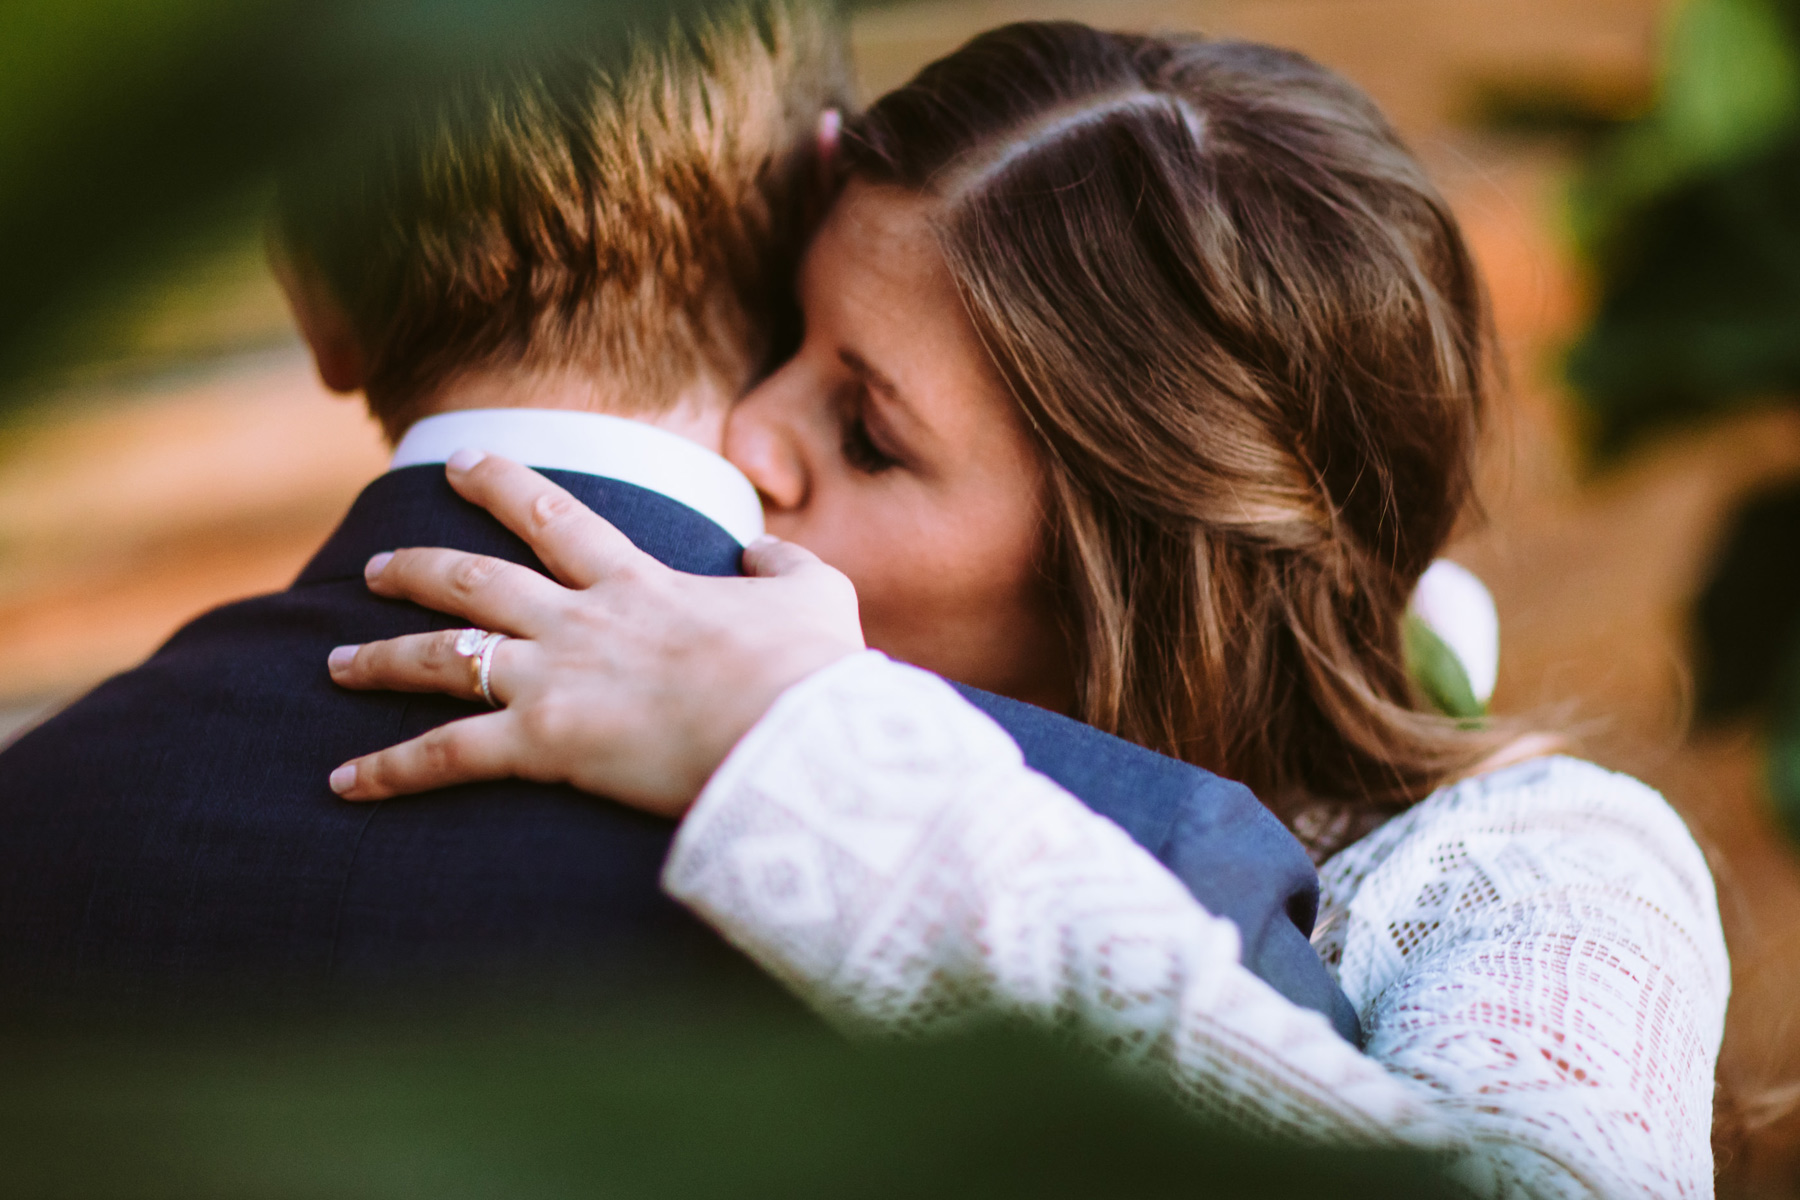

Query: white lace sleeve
left=1309, top=754, right=1730, bottom=1198
left=663, top=652, right=1729, bottom=1199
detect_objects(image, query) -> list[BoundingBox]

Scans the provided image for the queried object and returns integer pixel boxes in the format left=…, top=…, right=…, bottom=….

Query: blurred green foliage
left=0, top=0, right=726, bottom=397
left=1570, top=0, right=1800, bottom=260
left=1694, top=477, right=1800, bottom=837
left=1568, top=0, right=1800, bottom=450
left=1567, top=0, right=1800, bottom=837
left=0, top=995, right=1452, bottom=1199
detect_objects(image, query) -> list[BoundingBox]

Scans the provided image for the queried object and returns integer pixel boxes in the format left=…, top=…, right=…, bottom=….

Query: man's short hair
left=277, top=1, right=848, bottom=439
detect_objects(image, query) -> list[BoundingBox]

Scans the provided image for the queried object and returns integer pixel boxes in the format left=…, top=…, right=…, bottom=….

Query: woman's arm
left=330, top=458, right=1726, bottom=1198
left=666, top=653, right=1727, bottom=1199
left=663, top=650, right=1454, bottom=1143
left=1313, top=755, right=1730, bottom=1199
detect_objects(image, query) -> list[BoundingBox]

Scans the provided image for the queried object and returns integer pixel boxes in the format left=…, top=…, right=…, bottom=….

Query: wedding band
left=476, top=631, right=506, bottom=709
left=452, top=627, right=507, bottom=708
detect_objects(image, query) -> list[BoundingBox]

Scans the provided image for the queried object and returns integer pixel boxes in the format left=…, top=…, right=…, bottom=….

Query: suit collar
left=389, top=409, right=764, bottom=546
left=295, top=465, right=745, bottom=587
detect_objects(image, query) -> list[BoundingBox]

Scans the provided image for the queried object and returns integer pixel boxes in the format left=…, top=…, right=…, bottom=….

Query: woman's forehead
left=807, top=182, right=944, bottom=297
left=802, top=181, right=1024, bottom=450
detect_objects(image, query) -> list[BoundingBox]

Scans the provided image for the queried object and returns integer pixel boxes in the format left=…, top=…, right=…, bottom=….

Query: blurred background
left=7, top=0, right=1800, bottom=1193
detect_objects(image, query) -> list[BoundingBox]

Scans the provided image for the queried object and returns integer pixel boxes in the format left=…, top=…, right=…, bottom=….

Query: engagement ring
left=453, top=627, right=508, bottom=708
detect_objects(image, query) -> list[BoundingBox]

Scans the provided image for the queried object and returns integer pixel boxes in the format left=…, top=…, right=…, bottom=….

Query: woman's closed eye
left=840, top=387, right=902, bottom=475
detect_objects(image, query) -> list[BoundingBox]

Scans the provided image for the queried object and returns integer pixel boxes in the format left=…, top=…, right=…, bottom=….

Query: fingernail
left=327, top=644, right=358, bottom=673
left=365, top=551, right=394, bottom=581
left=447, top=447, right=487, bottom=473
left=747, top=535, right=780, bottom=551
left=329, top=763, right=358, bottom=795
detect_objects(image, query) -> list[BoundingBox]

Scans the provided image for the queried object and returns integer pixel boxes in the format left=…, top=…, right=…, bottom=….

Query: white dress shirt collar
left=389, top=408, right=765, bottom=546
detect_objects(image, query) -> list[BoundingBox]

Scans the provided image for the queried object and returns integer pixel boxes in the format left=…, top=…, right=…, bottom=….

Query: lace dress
left=663, top=653, right=1730, bottom=1199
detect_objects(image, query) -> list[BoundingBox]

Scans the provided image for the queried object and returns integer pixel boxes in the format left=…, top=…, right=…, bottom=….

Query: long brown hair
left=845, top=23, right=1510, bottom=836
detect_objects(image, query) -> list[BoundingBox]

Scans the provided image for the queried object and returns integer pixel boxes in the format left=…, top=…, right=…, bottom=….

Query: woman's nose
left=723, top=387, right=809, bottom=513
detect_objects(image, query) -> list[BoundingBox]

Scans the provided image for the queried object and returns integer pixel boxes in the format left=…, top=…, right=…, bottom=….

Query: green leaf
left=1404, top=613, right=1487, bottom=723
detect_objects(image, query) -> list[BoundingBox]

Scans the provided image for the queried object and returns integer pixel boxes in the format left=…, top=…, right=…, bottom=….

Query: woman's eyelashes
left=840, top=387, right=902, bottom=474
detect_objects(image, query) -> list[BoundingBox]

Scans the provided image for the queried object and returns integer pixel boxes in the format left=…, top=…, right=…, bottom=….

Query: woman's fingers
left=365, top=547, right=569, bottom=636
left=444, top=451, right=650, bottom=589
left=329, top=629, right=532, bottom=704
left=329, top=529, right=865, bottom=815
left=330, top=711, right=518, bottom=801
left=743, top=536, right=863, bottom=633
left=741, top=534, right=824, bottom=578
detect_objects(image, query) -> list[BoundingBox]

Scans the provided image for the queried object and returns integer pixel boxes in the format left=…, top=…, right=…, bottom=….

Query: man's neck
left=415, top=368, right=731, bottom=454
left=383, top=373, right=766, bottom=546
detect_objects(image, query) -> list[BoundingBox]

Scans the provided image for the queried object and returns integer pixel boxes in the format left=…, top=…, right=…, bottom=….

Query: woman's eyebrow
left=839, top=348, right=939, bottom=450
left=838, top=349, right=900, bottom=400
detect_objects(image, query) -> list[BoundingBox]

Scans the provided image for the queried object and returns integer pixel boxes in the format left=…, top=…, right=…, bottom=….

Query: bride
left=319, top=23, right=1727, bottom=1197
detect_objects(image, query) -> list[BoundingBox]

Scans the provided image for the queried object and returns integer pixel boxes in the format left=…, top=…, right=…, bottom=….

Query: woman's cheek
left=763, top=486, right=889, bottom=596
left=820, top=519, right=938, bottom=649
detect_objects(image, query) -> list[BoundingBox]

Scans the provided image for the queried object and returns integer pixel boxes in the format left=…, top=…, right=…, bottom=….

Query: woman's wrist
left=679, top=650, right=893, bottom=832
left=679, top=637, right=868, bottom=807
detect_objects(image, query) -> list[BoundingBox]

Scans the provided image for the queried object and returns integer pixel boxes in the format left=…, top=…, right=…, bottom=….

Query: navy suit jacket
left=0, top=466, right=1358, bottom=1041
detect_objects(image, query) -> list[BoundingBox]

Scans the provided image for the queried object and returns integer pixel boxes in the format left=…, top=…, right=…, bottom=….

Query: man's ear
left=269, top=236, right=366, bottom=395
left=816, top=109, right=842, bottom=186
left=799, top=108, right=846, bottom=238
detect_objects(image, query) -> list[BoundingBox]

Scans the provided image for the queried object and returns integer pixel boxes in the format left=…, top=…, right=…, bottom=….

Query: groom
left=0, top=3, right=1357, bottom=1040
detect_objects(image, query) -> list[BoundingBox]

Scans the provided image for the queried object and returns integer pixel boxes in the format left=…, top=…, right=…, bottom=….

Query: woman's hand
left=324, top=452, right=864, bottom=816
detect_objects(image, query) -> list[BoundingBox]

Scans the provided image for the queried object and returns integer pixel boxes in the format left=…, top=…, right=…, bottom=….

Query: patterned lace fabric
left=664, top=653, right=1730, bottom=1199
